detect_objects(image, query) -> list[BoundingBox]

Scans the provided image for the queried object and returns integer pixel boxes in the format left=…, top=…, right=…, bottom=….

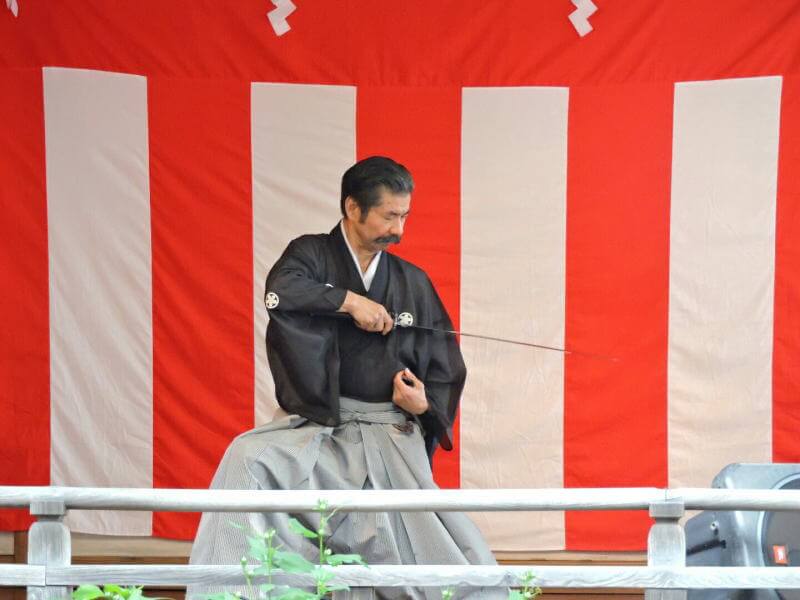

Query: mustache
left=375, top=234, right=401, bottom=245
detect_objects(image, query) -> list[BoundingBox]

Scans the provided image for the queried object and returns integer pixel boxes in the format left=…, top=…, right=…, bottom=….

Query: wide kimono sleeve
left=265, top=235, right=346, bottom=313
left=264, top=235, right=347, bottom=426
left=416, top=276, right=467, bottom=456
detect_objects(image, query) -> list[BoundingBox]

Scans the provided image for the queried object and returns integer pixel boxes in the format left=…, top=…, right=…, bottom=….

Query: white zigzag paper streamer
left=6, top=0, right=19, bottom=17
left=569, top=0, right=597, bottom=37
left=267, top=0, right=296, bottom=36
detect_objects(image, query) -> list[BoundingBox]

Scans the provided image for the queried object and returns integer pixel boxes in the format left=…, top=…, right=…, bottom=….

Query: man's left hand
left=392, top=368, right=428, bottom=415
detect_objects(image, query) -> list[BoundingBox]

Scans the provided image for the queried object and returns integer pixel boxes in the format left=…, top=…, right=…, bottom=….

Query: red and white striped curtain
left=1, top=2, right=799, bottom=553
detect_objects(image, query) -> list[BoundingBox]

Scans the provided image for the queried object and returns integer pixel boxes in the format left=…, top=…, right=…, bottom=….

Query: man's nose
left=389, top=219, right=404, bottom=237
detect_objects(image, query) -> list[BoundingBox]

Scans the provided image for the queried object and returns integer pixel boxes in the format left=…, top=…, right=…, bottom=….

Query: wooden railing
left=1, top=486, right=800, bottom=600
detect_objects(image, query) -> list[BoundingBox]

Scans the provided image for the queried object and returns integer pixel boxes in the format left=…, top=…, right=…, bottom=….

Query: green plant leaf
left=72, top=585, right=105, bottom=600
left=325, top=553, right=366, bottom=567
left=287, top=518, right=318, bottom=539
left=311, top=566, right=333, bottom=582
left=259, top=583, right=277, bottom=593
left=102, top=585, right=126, bottom=598
left=324, top=582, right=350, bottom=592
left=508, top=592, right=526, bottom=600
left=520, top=571, right=537, bottom=584
left=247, top=534, right=268, bottom=558
left=274, top=550, right=315, bottom=573
left=127, top=588, right=143, bottom=600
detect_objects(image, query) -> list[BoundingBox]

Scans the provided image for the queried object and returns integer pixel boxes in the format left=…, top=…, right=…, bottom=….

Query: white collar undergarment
left=340, top=220, right=382, bottom=292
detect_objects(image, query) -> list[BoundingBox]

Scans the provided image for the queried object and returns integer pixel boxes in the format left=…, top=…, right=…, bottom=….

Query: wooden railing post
left=646, top=498, right=686, bottom=600
left=27, top=500, right=71, bottom=600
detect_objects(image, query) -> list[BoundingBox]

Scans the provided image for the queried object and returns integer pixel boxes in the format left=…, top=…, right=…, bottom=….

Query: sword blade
left=403, top=323, right=619, bottom=362
left=305, top=311, right=619, bottom=361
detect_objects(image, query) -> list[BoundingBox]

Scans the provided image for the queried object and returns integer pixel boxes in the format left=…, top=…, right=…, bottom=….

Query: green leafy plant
left=205, top=499, right=366, bottom=600
left=72, top=584, right=165, bottom=600
left=508, top=571, right=542, bottom=600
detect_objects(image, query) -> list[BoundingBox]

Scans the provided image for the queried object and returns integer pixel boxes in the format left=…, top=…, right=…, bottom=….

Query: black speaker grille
left=760, top=475, right=800, bottom=600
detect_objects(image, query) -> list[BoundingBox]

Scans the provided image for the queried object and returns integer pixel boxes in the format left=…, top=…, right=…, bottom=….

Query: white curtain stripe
left=44, top=67, right=153, bottom=535
left=460, top=86, right=569, bottom=551
left=251, top=83, right=356, bottom=425
left=667, top=76, right=782, bottom=488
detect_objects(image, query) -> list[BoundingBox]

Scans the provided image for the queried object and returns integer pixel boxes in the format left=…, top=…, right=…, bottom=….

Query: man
left=190, top=156, right=503, bottom=599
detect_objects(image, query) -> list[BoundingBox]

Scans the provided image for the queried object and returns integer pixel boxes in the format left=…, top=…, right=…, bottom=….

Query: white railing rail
left=3, top=486, right=800, bottom=511
left=5, top=564, right=800, bottom=588
left=1, top=486, right=799, bottom=600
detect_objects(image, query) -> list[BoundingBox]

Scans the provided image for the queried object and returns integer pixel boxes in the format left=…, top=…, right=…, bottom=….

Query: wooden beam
left=0, top=567, right=44, bottom=587
left=43, top=565, right=800, bottom=590
left=1, top=487, right=799, bottom=512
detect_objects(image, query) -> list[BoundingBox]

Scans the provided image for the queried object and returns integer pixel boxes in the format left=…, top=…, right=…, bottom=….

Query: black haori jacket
left=264, top=224, right=466, bottom=456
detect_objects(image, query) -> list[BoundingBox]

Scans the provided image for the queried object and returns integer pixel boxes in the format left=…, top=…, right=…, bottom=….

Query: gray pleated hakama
left=188, top=398, right=507, bottom=599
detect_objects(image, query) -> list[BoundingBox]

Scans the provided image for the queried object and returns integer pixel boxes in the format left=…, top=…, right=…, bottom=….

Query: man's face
left=345, top=189, right=411, bottom=253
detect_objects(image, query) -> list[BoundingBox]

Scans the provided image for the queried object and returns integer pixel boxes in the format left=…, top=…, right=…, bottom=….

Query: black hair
left=340, top=156, right=414, bottom=219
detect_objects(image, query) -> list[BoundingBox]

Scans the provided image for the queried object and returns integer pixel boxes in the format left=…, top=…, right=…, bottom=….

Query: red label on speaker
left=773, top=545, right=789, bottom=565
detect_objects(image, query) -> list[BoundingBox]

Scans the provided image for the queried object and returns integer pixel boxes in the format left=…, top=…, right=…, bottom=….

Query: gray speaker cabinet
left=685, top=463, right=800, bottom=600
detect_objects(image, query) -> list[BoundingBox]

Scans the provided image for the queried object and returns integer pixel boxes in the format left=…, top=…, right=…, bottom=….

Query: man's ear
left=344, top=196, right=360, bottom=221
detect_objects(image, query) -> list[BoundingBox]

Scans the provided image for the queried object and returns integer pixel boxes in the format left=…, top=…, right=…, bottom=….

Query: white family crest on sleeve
left=265, top=291, right=280, bottom=309
left=6, top=0, right=19, bottom=17
left=395, top=312, right=414, bottom=328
